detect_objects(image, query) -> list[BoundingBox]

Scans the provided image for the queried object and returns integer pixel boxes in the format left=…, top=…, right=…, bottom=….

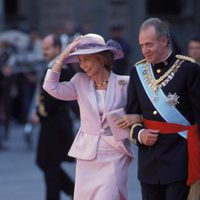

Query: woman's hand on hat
left=68, top=35, right=83, bottom=52
left=64, top=36, right=82, bottom=55
left=58, top=35, right=83, bottom=63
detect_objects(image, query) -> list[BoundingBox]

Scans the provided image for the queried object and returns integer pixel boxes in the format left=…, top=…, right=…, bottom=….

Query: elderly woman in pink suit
left=43, top=33, right=141, bottom=200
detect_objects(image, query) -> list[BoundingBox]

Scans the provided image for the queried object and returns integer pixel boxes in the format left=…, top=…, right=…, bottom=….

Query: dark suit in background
left=36, top=66, right=76, bottom=200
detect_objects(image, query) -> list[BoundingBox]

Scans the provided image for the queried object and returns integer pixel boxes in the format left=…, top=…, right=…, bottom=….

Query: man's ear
left=162, top=37, right=169, bottom=47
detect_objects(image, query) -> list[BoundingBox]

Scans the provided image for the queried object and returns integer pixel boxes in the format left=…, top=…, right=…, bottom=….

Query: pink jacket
left=43, top=70, right=133, bottom=160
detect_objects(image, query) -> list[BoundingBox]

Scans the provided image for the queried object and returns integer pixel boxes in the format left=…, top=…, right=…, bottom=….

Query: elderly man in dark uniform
left=126, top=18, right=200, bottom=200
left=32, top=34, right=76, bottom=200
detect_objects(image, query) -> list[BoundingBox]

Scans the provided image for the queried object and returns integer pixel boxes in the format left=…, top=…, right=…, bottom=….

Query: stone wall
left=2, top=0, right=199, bottom=60
left=38, top=0, right=76, bottom=35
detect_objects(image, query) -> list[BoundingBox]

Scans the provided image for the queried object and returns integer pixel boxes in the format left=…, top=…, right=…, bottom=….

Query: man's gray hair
left=140, top=18, right=170, bottom=42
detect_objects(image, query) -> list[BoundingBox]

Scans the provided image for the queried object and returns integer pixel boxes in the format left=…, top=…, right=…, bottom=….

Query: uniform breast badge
left=166, top=93, right=180, bottom=107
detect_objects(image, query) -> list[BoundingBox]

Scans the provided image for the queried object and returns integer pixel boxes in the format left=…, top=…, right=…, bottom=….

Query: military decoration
left=166, top=93, right=180, bottom=107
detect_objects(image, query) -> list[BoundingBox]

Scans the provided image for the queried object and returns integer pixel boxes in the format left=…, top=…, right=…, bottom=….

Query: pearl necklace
left=95, top=80, right=108, bottom=88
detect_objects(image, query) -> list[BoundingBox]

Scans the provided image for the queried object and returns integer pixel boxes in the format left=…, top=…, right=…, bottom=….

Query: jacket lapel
left=102, top=72, right=116, bottom=121
left=87, top=79, right=101, bottom=123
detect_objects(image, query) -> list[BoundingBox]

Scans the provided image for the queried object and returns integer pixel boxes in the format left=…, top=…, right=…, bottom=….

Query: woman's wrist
left=128, top=114, right=142, bottom=125
left=51, top=56, right=64, bottom=72
left=56, top=54, right=66, bottom=63
left=55, top=59, right=63, bottom=65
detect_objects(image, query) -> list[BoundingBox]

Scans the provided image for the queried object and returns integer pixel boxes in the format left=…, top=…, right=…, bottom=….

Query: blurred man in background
left=32, top=34, right=76, bottom=200
left=0, top=40, right=14, bottom=150
left=109, top=24, right=131, bottom=75
left=188, top=36, right=200, bottom=64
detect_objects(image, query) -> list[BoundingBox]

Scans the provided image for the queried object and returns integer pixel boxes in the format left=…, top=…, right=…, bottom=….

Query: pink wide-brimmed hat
left=63, top=33, right=124, bottom=64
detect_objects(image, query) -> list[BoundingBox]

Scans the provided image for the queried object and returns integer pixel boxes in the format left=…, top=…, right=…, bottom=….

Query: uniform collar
left=152, top=50, right=174, bottom=68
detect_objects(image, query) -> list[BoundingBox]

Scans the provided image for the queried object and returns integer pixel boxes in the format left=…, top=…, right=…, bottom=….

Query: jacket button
left=156, top=69, right=161, bottom=73
left=153, top=110, right=157, bottom=115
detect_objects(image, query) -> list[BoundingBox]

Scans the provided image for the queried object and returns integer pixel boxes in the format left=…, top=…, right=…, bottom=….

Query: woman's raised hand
left=58, top=35, right=83, bottom=62
left=51, top=36, right=83, bottom=72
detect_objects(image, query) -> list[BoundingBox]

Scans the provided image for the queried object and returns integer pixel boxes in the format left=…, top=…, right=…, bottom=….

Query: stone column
left=73, top=0, right=106, bottom=34
left=128, top=0, right=146, bottom=63
left=0, top=0, right=4, bottom=31
left=194, top=0, right=200, bottom=32
left=39, top=0, right=76, bottom=35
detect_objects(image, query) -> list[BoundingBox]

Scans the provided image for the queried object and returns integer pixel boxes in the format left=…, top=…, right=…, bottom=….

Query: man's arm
left=188, top=63, right=200, bottom=134
left=126, top=67, right=159, bottom=146
left=126, top=67, right=144, bottom=144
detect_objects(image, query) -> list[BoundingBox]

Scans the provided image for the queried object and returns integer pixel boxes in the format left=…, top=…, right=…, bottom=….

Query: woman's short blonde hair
left=98, top=50, right=114, bottom=71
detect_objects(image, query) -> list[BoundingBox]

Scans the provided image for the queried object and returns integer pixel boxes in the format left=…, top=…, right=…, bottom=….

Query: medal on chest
left=142, top=59, right=183, bottom=104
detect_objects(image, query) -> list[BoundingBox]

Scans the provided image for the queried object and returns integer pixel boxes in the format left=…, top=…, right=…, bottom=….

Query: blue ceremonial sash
left=136, top=63, right=190, bottom=139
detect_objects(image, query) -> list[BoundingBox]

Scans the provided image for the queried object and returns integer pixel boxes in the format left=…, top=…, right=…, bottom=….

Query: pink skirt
left=74, top=137, right=132, bottom=200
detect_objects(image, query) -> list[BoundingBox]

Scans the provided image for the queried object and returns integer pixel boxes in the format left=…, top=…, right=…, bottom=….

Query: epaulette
left=135, top=59, right=146, bottom=66
left=176, top=55, right=196, bottom=63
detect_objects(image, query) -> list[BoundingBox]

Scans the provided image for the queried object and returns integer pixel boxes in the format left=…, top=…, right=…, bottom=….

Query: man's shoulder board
left=135, top=59, right=146, bottom=66
left=176, top=55, right=196, bottom=63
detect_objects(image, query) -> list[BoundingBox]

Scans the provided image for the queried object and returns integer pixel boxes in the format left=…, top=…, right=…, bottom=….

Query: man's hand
left=140, top=129, right=159, bottom=146
left=31, top=112, right=40, bottom=124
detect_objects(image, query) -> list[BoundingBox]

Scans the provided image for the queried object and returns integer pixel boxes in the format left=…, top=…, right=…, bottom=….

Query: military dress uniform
left=36, top=65, right=76, bottom=200
left=126, top=53, right=200, bottom=200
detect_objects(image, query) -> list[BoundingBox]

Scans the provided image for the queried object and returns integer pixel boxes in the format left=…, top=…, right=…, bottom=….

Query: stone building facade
left=1, top=0, right=200, bottom=61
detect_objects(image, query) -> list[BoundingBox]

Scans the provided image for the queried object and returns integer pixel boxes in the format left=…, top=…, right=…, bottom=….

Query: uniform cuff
left=130, top=123, right=143, bottom=143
